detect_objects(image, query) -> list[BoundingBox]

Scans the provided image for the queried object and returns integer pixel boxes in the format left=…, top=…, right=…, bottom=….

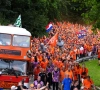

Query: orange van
left=0, top=26, right=31, bottom=89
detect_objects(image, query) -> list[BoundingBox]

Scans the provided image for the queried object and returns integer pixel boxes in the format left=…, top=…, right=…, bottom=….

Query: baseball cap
left=11, top=85, right=18, bottom=90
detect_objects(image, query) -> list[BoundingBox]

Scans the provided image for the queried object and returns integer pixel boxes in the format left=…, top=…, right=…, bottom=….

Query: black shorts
left=98, top=58, right=100, bottom=60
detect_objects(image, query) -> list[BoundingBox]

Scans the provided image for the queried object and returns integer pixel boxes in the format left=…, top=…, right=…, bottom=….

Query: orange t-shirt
left=70, top=50, right=76, bottom=60
left=77, top=49, right=80, bottom=55
left=40, top=60, right=48, bottom=70
left=34, top=67, right=40, bottom=79
left=53, top=59, right=58, bottom=66
left=37, top=55, right=42, bottom=62
left=80, top=68, right=88, bottom=78
left=75, top=65, right=81, bottom=75
left=65, top=70, right=73, bottom=80
left=87, top=45, right=92, bottom=52
left=72, top=69, right=78, bottom=81
left=57, top=61, right=63, bottom=70
left=73, top=53, right=76, bottom=60
left=83, top=79, right=93, bottom=89
left=60, top=70, right=65, bottom=82
left=93, top=38, right=96, bottom=44
left=84, top=44, right=88, bottom=52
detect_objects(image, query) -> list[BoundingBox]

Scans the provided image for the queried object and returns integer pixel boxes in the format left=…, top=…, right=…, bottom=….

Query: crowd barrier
left=76, top=55, right=98, bottom=63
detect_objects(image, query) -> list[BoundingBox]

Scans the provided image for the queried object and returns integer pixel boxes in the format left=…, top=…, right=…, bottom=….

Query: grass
left=80, top=59, right=100, bottom=87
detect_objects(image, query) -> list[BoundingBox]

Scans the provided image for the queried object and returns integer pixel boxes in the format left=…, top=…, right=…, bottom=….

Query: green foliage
left=71, top=0, right=100, bottom=30
left=82, top=60, right=100, bottom=86
left=0, top=0, right=99, bottom=36
left=0, top=13, right=10, bottom=25
left=0, top=0, right=68, bottom=37
left=61, top=0, right=86, bottom=23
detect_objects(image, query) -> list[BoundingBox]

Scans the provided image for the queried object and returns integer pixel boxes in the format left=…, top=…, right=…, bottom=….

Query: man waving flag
left=14, top=15, right=22, bottom=27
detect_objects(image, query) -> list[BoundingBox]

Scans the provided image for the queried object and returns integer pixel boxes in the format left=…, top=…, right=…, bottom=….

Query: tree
left=0, top=0, right=68, bottom=36
left=71, top=0, right=100, bottom=31
left=1, top=0, right=91, bottom=36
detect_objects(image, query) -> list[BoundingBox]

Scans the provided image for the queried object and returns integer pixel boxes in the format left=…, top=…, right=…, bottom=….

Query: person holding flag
left=47, top=33, right=58, bottom=47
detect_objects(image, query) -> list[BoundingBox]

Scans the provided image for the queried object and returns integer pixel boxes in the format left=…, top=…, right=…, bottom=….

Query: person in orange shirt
left=73, top=45, right=78, bottom=59
left=71, top=48, right=77, bottom=61
left=33, top=65, right=41, bottom=80
left=75, top=62, right=81, bottom=90
left=87, top=44, right=92, bottom=57
left=63, top=60, right=69, bottom=70
left=53, top=57, right=63, bottom=69
left=60, top=66, right=66, bottom=82
left=80, top=63, right=88, bottom=80
left=72, top=65, right=78, bottom=81
left=70, top=49, right=75, bottom=61
left=82, top=76, right=96, bottom=90
left=57, top=58, right=63, bottom=70
left=40, top=57, right=48, bottom=70
left=84, top=43, right=88, bottom=57
left=53, top=57, right=58, bottom=67
left=66, top=52, right=71, bottom=61
left=65, top=66, right=73, bottom=80
left=37, top=52, right=43, bottom=63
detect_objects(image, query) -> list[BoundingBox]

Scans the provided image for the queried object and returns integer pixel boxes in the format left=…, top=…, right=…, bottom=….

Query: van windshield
left=0, top=34, right=11, bottom=46
left=13, top=35, right=30, bottom=47
left=0, top=59, right=27, bottom=76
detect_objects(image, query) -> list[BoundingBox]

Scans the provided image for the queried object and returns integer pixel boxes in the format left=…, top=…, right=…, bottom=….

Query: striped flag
left=45, top=23, right=53, bottom=32
left=14, top=15, right=22, bottom=27
left=77, top=30, right=87, bottom=39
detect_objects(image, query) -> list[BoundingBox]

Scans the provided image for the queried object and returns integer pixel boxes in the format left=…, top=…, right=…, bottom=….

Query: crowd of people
left=12, top=22, right=100, bottom=90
